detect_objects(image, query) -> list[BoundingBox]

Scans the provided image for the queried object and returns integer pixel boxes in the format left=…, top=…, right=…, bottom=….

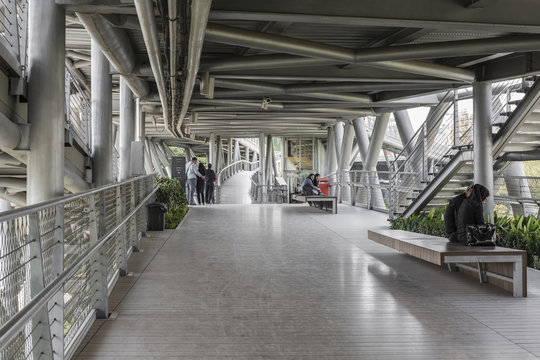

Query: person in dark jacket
left=196, top=162, right=206, bottom=205
left=445, top=184, right=473, bottom=242
left=302, top=174, right=320, bottom=195
left=313, top=173, right=320, bottom=188
left=204, top=164, right=216, bottom=204
left=456, top=184, right=490, bottom=244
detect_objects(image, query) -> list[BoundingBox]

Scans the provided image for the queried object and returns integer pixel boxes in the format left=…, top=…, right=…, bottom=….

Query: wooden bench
left=291, top=194, right=337, bottom=214
left=368, top=228, right=527, bottom=297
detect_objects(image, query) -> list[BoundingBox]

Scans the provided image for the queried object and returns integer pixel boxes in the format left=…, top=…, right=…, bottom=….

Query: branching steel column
left=473, top=82, right=494, bottom=220
left=334, top=121, right=345, bottom=161
left=119, top=77, right=135, bottom=181
left=338, top=122, right=355, bottom=203
left=216, top=135, right=223, bottom=172
left=503, top=162, right=536, bottom=216
left=91, top=40, right=113, bottom=186
left=209, top=132, right=215, bottom=166
left=394, top=110, right=415, bottom=156
left=317, top=139, right=326, bottom=175
left=259, top=132, right=266, bottom=185
left=266, top=135, right=274, bottom=184
left=365, top=114, right=390, bottom=209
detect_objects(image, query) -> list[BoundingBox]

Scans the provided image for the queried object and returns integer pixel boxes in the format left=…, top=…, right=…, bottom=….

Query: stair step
left=500, top=111, right=513, bottom=117
left=508, top=100, right=522, bottom=105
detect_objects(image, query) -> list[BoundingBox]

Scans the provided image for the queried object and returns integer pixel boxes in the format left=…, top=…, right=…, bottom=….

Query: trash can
left=319, top=178, right=329, bottom=196
left=146, top=202, right=167, bottom=231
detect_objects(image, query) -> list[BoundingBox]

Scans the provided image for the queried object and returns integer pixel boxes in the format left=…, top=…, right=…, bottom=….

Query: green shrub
left=390, top=207, right=540, bottom=269
left=165, top=205, right=188, bottom=229
left=154, top=176, right=189, bottom=229
left=155, top=176, right=187, bottom=211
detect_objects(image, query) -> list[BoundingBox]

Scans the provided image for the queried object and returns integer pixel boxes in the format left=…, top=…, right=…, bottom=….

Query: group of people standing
left=185, top=157, right=217, bottom=205
left=444, top=183, right=490, bottom=243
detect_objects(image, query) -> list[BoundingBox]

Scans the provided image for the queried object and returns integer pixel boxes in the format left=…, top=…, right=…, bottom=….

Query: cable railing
left=249, top=171, right=288, bottom=204
left=0, top=175, right=155, bottom=359
left=388, top=79, right=524, bottom=218
left=494, top=175, right=540, bottom=217
left=65, top=68, right=91, bottom=155
left=215, top=160, right=259, bottom=203
left=0, top=0, right=28, bottom=74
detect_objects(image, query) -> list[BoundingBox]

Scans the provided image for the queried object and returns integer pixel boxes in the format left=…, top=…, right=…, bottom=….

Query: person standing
left=185, top=157, right=204, bottom=205
left=196, top=162, right=206, bottom=205
left=205, top=164, right=217, bottom=204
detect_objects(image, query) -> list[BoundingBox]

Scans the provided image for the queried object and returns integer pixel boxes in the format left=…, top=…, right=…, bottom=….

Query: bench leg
left=513, top=258, right=523, bottom=297
left=477, top=261, right=487, bottom=283
left=447, top=263, right=458, bottom=272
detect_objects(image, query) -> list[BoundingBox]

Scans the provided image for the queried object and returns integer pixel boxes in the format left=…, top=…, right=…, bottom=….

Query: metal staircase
left=389, top=77, right=540, bottom=218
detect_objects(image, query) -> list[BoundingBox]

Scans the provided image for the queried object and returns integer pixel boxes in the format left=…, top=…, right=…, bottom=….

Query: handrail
left=0, top=184, right=157, bottom=349
left=0, top=174, right=152, bottom=223
left=216, top=160, right=259, bottom=187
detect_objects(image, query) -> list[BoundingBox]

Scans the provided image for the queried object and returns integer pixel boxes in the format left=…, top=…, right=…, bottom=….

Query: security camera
left=261, top=96, right=272, bottom=110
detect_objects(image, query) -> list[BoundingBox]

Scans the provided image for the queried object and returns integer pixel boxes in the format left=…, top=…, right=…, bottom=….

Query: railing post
left=116, top=186, right=128, bottom=275
left=130, top=181, right=138, bottom=251
left=88, top=193, right=109, bottom=319
left=453, top=90, right=459, bottom=148
left=28, top=213, right=55, bottom=359
left=422, top=122, right=428, bottom=183
left=50, top=204, right=65, bottom=359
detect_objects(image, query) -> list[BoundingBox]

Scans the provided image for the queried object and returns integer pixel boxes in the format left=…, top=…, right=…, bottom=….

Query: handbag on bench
left=466, top=223, right=497, bottom=246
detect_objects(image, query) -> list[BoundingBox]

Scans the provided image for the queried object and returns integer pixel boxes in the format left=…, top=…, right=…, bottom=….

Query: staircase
left=389, top=77, right=540, bottom=218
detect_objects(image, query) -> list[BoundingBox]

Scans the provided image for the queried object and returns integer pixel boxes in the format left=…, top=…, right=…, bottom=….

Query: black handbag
left=466, top=223, right=497, bottom=246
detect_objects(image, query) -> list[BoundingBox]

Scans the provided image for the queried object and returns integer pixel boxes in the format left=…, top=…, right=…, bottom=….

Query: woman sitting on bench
left=302, top=174, right=321, bottom=195
left=456, top=184, right=490, bottom=244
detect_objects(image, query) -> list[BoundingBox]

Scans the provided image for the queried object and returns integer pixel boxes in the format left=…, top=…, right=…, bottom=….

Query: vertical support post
left=91, top=40, right=113, bottom=186
left=209, top=132, right=215, bottom=167
left=116, top=186, right=128, bottom=275
left=266, top=135, right=273, bottom=185
left=453, top=90, right=459, bottom=147
left=216, top=135, right=223, bottom=172
left=473, top=81, right=494, bottom=220
left=227, top=137, right=233, bottom=177
left=88, top=193, right=109, bottom=319
left=338, top=122, right=354, bottom=203
left=325, top=127, right=337, bottom=196
left=119, top=77, right=135, bottom=181
left=365, top=114, right=390, bottom=210
left=259, top=132, right=266, bottom=185
left=352, top=118, right=370, bottom=206
left=504, top=162, right=535, bottom=216
left=394, top=110, right=415, bottom=156
left=27, top=1, right=66, bottom=356
left=422, top=121, right=427, bottom=182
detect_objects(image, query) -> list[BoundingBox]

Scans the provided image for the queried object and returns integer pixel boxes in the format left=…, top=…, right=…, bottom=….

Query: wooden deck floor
left=74, top=203, right=540, bottom=359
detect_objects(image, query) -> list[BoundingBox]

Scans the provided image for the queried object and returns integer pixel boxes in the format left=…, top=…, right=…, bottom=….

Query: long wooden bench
left=291, top=194, right=337, bottom=214
left=368, top=228, right=527, bottom=297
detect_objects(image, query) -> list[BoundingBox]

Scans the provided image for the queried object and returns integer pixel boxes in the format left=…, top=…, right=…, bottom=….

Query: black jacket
left=456, top=198, right=485, bottom=243
left=444, top=193, right=467, bottom=236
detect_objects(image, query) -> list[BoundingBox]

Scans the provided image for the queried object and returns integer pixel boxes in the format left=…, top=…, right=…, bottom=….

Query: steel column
left=473, top=81, right=494, bottom=220
left=338, top=122, right=355, bottom=203
left=365, top=114, right=390, bottom=209
left=259, top=132, right=266, bottom=185
left=503, top=162, right=536, bottom=216
left=119, top=77, right=135, bottom=181
left=394, top=110, right=415, bottom=156
left=91, top=40, right=113, bottom=186
left=209, top=132, right=215, bottom=166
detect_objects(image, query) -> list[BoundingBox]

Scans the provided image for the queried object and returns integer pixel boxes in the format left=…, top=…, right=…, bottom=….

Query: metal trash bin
left=319, top=178, right=329, bottom=196
left=146, top=202, right=167, bottom=231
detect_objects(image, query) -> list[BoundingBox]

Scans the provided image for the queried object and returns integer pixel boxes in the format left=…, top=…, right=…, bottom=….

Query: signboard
left=171, top=156, right=187, bottom=188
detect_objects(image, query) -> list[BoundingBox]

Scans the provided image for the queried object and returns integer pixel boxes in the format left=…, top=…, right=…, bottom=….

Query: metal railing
left=249, top=172, right=288, bottom=204
left=0, top=175, right=155, bottom=359
left=0, top=0, right=28, bottom=74
left=65, top=68, right=91, bottom=155
left=215, top=160, right=259, bottom=203
left=494, top=175, right=540, bottom=217
left=388, top=79, right=524, bottom=218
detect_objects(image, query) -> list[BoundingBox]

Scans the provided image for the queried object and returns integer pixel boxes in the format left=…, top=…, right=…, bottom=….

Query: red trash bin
left=318, top=177, right=329, bottom=196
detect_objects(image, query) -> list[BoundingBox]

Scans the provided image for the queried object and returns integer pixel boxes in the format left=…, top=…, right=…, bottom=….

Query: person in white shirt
left=185, top=157, right=204, bottom=205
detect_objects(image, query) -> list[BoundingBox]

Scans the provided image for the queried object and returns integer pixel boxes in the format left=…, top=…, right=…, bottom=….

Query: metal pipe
left=0, top=112, right=22, bottom=150
left=168, top=0, right=178, bottom=139
left=91, top=40, right=114, bottom=186
left=334, top=121, right=345, bottom=161
left=76, top=13, right=149, bottom=98
left=473, top=82, right=494, bottom=220
left=133, top=0, right=173, bottom=135
left=119, top=77, right=135, bottom=181
left=213, top=78, right=372, bottom=103
left=0, top=188, right=25, bottom=207
left=503, top=162, right=536, bottom=216
left=338, top=122, right=354, bottom=203
left=204, top=23, right=475, bottom=82
left=177, top=0, right=212, bottom=133
left=365, top=114, right=390, bottom=209
left=27, top=1, right=65, bottom=204
left=393, top=110, right=415, bottom=156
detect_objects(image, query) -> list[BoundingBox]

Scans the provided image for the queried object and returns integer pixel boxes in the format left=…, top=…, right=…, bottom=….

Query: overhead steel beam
left=208, top=6, right=540, bottom=34
left=76, top=13, right=150, bottom=98
left=205, top=23, right=475, bottom=81
left=177, top=0, right=212, bottom=133
left=133, top=0, right=174, bottom=136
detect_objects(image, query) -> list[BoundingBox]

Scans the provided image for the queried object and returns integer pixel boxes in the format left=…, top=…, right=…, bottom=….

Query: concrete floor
left=218, top=171, right=253, bottom=204
left=74, top=174, right=540, bottom=359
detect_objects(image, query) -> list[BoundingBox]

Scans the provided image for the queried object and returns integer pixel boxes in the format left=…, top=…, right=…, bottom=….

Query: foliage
left=154, top=176, right=188, bottom=229
left=155, top=176, right=187, bottom=211
left=389, top=207, right=540, bottom=270
left=165, top=205, right=188, bottom=229
left=169, top=146, right=185, bottom=157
